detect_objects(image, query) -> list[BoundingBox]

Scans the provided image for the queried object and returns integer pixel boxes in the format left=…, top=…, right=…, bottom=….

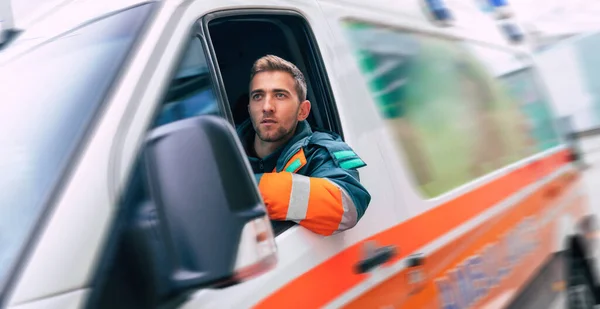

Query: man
left=236, top=55, right=371, bottom=236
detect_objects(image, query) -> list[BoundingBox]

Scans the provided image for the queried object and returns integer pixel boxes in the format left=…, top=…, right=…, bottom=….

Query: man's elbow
left=338, top=187, right=371, bottom=233
left=354, top=187, right=372, bottom=222
left=344, top=170, right=371, bottom=222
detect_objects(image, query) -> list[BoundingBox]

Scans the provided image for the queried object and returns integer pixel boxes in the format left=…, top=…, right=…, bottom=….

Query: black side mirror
left=131, top=115, right=277, bottom=304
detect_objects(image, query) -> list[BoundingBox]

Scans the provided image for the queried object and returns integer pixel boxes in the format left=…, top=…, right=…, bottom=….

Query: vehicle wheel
left=567, top=237, right=600, bottom=309
left=567, top=281, right=595, bottom=309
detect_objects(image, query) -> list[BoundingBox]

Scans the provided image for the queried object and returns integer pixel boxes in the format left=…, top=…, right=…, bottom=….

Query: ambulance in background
left=0, top=0, right=596, bottom=308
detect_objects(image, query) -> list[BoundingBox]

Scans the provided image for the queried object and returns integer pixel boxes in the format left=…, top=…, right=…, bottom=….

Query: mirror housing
left=140, top=115, right=277, bottom=297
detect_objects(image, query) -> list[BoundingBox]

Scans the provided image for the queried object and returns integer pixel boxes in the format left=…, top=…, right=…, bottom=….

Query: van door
left=110, top=1, right=402, bottom=309
left=2, top=0, right=399, bottom=308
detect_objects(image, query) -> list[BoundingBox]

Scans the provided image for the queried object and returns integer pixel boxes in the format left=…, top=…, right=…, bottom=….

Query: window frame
left=197, top=9, right=345, bottom=236
left=146, top=22, right=234, bottom=127
left=87, top=12, right=238, bottom=309
left=89, top=10, right=346, bottom=306
left=201, top=8, right=344, bottom=138
left=194, top=22, right=236, bottom=125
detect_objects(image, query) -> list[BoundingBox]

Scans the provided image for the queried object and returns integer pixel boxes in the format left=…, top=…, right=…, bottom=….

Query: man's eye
left=275, top=93, right=286, bottom=99
left=252, top=94, right=262, bottom=100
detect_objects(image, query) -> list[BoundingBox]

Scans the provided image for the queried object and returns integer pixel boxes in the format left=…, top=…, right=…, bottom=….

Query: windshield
left=0, top=3, right=154, bottom=293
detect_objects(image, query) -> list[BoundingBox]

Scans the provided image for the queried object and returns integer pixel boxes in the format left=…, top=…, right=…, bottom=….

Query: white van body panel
left=0, top=0, right=590, bottom=308
left=9, top=290, right=88, bottom=309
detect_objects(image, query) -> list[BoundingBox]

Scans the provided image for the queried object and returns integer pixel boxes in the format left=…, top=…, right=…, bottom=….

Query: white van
left=0, top=0, right=596, bottom=308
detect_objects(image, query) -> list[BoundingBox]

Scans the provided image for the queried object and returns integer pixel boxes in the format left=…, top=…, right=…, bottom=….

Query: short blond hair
left=250, top=55, right=307, bottom=102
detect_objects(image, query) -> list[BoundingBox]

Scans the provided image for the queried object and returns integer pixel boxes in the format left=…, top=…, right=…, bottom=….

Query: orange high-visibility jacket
left=237, top=119, right=371, bottom=236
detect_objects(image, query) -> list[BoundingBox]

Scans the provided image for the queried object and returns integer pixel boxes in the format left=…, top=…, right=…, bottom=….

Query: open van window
left=205, top=11, right=341, bottom=137
left=94, top=13, right=343, bottom=305
left=0, top=3, right=154, bottom=297
left=203, top=11, right=344, bottom=236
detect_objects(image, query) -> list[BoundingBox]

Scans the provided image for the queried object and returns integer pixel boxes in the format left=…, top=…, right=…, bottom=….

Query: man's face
left=249, top=71, right=310, bottom=143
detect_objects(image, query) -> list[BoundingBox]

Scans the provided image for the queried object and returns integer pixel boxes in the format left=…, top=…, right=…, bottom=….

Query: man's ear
left=297, top=100, right=311, bottom=121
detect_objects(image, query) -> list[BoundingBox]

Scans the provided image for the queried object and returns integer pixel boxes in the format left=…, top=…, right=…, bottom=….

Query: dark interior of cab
left=208, top=13, right=342, bottom=236
left=208, top=14, right=340, bottom=134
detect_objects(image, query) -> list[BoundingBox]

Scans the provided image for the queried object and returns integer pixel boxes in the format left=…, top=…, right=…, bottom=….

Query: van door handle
left=406, top=253, right=425, bottom=268
left=354, top=241, right=398, bottom=274
left=406, top=253, right=427, bottom=294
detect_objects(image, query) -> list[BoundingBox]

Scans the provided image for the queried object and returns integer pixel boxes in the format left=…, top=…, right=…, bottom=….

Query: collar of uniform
left=276, top=120, right=312, bottom=170
left=236, top=118, right=313, bottom=172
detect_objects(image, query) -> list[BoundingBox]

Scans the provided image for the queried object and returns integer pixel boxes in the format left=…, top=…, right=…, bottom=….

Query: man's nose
left=262, top=95, right=275, bottom=112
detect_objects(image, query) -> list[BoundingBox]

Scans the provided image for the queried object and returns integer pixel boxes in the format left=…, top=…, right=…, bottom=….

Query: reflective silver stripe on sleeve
left=328, top=180, right=358, bottom=233
left=286, top=173, right=311, bottom=221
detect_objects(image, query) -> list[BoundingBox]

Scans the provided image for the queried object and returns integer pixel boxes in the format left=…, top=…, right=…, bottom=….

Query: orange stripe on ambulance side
left=254, top=149, right=573, bottom=309
left=345, top=171, right=583, bottom=308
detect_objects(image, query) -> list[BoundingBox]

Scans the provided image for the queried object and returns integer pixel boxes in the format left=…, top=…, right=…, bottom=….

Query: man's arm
left=254, top=147, right=371, bottom=236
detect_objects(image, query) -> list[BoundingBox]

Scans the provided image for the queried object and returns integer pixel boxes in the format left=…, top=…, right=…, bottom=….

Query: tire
left=567, top=237, right=600, bottom=309
left=567, top=280, right=595, bottom=309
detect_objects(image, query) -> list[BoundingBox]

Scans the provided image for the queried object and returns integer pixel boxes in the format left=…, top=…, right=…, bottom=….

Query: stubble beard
left=253, top=118, right=298, bottom=143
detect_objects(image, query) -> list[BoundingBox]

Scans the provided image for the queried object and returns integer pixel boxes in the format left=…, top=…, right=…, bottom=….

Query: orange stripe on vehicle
left=346, top=171, right=582, bottom=308
left=258, top=172, right=293, bottom=221
left=254, top=149, right=572, bottom=309
left=300, top=178, right=345, bottom=236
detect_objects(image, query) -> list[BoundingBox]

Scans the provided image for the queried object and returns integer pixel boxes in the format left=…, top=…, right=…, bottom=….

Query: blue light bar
left=487, top=0, right=513, bottom=19
left=424, top=0, right=453, bottom=22
left=489, top=0, right=509, bottom=7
